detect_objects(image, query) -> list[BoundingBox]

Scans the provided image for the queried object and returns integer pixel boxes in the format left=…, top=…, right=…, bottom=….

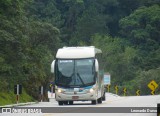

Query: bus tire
left=69, top=101, right=73, bottom=105
left=58, top=101, right=63, bottom=105
left=91, top=100, right=97, bottom=105
left=102, top=92, right=106, bottom=101
left=97, top=97, right=102, bottom=104
left=63, top=101, right=68, bottom=105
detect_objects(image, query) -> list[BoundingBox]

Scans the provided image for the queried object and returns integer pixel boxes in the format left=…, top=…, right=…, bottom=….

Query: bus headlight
left=58, top=89, right=62, bottom=93
left=89, top=88, right=94, bottom=93
left=57, top=88, right=65, bottom=93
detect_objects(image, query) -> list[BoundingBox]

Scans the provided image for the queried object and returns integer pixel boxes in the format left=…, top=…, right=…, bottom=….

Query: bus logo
left=2, top=108, right=12, bottom=113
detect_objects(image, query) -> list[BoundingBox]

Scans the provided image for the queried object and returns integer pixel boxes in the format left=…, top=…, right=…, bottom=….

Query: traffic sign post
left=39, top=86, right=44, bottom=102
left=17, top=84, right=19, bottom=104
left=136, top=90, right=140, bottom=96
left=157, top=103, right=160, bottom=116
left=147, top=80, right=158, bottom=95
left=115, top=85, right=118, bottom=95
left=151, top=91, right=155, bottom=95
left=106, top=85, right=110, bottom=92
left=50, top=83, right=54, bottom=97
left=123, top=88, right=127, bottom=96
left=51, top=86, right=53, bottom=97
left=104, top=74, right=111, bottom=85
left=14, top=84, right=22, bottom=104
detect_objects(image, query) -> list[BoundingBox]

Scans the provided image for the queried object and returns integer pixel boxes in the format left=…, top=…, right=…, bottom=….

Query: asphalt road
left=1, top=93, right=160, bottom=116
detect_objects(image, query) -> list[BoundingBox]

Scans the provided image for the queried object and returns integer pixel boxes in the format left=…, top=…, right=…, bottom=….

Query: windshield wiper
left=77, top=73, right=85, bottom=86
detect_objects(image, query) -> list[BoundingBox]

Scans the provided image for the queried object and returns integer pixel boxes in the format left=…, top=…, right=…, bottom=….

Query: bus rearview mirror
left=95, top=59, right=99, bottom=72
left=51, top=60, right=55, bottom=73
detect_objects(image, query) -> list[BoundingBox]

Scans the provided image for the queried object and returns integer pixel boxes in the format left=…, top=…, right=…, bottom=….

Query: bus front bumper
left=55, top=92, right=97, bottom=101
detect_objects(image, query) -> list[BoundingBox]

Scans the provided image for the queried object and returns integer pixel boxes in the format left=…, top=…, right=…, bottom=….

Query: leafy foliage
left=0, top=0, right=160, bottom=103
left=0, top=0, right=61, bottom=100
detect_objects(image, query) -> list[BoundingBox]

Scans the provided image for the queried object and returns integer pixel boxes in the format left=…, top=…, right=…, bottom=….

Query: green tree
left=91, top=34, right=138, bottom=85
left=27, top=0, right=62, bottom=28
left=136, top=68, right=160, bottom=95
left=57, top=0, right=85, bottom=45
left=20, top=20, right=60, bottom=98
left=119, top=5, right=160, bottom=70
left=119, top=5, right=160, bottom=47
left=0, top=0, right=61, bottom=100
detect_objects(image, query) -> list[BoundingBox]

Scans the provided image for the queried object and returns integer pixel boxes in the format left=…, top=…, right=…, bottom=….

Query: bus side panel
left=96, top=52, right=105, bottom=99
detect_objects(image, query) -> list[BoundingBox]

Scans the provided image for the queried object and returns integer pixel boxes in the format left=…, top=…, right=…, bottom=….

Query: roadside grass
left=0, top=90, right=35, bottom=106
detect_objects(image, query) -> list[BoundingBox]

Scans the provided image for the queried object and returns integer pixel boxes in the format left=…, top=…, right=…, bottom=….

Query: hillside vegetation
left=0, top=0, right=160, bottom=104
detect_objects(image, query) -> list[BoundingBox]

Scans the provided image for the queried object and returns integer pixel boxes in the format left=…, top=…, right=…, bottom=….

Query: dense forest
left=0, top=0, right=160, bottom=104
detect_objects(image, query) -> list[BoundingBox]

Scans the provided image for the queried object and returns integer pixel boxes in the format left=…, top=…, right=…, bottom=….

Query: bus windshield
left=55, top=58, right=95, bottom=87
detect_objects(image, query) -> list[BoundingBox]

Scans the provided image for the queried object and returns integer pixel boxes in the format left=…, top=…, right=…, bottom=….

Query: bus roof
left=56, top=46, right=102, bottom=59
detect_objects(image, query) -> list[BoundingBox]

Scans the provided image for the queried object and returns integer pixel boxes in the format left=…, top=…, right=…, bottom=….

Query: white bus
left=51, top=46, right=105, bottom=105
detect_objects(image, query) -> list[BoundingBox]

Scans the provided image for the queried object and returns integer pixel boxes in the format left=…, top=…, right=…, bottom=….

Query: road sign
left=39, top=86, right=44, bottom=94
left=14, top=84, right=22, bottom=94
left=106, top=85, right=110, bottom=92
left=50, top=84, right=53, bottom=88
left=123, top=88, right=127, bottom=96
left=115, top=85, right=118, bottom=95
left=39, top=86, right=44, bottom=102
left=151, top=91, right=155, bottom=95
left=147, top=80, right=158, bottom=91
left=136, top=90, right=140, bottom=96
left=123, top=88, right=127, bottom=93
left=49, top=82, right=54, bottom=88
left=115, top=85, right=118, bottom=90
left=104, top=74, right=111, bottom=85
left=14, top=84, right=22, bottom=104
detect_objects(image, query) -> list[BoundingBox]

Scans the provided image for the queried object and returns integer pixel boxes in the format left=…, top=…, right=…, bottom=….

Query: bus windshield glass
left=55, top=58, right=95, bottom=87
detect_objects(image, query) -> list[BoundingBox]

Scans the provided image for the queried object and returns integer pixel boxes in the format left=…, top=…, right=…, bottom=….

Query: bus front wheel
left=63, top=101, right=68, bottom=105
left=91, top=100, right=97, bottom=105
left=69, top=101, right=73, bottom=105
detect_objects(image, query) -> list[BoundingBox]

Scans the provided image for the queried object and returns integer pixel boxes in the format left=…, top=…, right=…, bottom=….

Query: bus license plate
left=72, top=96, right=79, bottom=100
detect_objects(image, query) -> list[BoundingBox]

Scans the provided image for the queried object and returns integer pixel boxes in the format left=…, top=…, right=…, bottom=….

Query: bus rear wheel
left=102, top=92, right=106, bottom=101
left=97, top=97, right=102, bottom=104
left=58, top=101, right=63, bottom=105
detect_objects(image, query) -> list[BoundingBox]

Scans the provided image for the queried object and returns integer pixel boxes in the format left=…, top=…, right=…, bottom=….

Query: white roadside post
left=41, top=86, right=43, bottom=102
left=16, top=84, right=19, bottom=104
